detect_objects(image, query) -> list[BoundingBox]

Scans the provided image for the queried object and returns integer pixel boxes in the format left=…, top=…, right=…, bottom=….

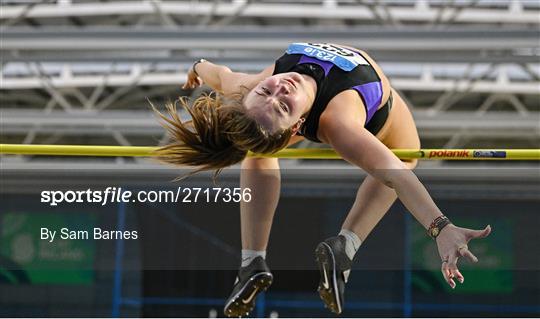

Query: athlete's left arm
left=183, top=60, right=274, bottom=95
left=319, top=113, right=491, bottom=289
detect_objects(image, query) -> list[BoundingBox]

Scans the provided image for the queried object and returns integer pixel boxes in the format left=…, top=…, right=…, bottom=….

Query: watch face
left=431, top=228, right=439, bottom=237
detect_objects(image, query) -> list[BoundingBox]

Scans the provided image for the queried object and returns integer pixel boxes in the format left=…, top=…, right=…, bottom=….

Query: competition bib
left=286, top=43, right=369, bottom=71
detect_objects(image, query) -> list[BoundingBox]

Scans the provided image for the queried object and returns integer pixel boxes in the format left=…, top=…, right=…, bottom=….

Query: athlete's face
left=244, top=72, right=315, bottom=134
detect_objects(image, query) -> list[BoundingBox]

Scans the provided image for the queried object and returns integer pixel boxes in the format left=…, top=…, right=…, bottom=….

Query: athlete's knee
left=241, top=156, right=280, bottom=170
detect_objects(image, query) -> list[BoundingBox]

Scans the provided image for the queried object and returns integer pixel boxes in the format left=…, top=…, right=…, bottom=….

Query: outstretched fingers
left=440, top=259, right=451, bottom=287
left=447, top=255, right=464, bottom=286
left=182, top=78, right=200, bottom=90
left=441, top=251, right=467, bottom=289
left=182, top=72, right=203, bottom=90
left=458, top=245, right=479, bottom=263
left=467, top=225, right=492, bottom=240
left=440, top=254, right=462, bottom=289
left=438, top=224, right=492, bottom=289
left=461, top=225, right=491, bottom=263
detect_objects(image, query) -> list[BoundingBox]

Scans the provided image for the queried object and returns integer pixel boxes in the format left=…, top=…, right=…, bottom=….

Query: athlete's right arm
left=184, top=60, right=274, bottom=95
left=319, top=98, right=491, bottom=289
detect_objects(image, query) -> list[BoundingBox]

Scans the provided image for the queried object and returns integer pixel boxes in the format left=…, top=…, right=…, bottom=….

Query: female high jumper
left=154, top=42, right=492, bottom=317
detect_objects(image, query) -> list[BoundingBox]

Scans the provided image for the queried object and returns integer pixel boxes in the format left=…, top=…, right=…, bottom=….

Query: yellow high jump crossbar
left=1, top=144, right=539, bottom=160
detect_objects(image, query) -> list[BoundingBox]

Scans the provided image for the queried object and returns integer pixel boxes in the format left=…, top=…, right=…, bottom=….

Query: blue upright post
left=111, top=200, right=127, bottom=317
left=255, top=292, right=266, bottom=318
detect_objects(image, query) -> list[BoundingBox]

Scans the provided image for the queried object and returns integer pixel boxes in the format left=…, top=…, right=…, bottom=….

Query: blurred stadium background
left=0, top=0, right=539, bottom=317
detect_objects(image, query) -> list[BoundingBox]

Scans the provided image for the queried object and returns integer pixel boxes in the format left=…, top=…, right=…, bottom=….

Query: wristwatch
left=428, top=215, right=451, bottom=239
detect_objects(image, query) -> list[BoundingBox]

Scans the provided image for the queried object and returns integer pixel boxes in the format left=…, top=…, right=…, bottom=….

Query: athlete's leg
left=240, top=157, right=281, bottom=251
left=342, top=176, right=397, bottom=240
left=316, top=90, right=420, bottom=314
left=225, top=136, right=303, bottom=317
left=240, top=135, right=304, bottom=250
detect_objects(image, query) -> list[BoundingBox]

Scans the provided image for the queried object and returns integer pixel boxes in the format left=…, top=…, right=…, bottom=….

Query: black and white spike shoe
left=315, top=235, right=353, bottom=315
left=223, top=256, right=273, bottom=317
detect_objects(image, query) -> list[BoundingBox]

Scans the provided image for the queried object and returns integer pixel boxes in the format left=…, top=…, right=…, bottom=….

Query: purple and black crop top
left=273, top=43, right=391, bottom=142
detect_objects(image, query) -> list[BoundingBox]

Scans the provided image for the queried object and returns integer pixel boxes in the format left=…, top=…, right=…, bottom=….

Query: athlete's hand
left=182, top=68, right=203, bottom=90
left=435, top=223, right=491, bottom=289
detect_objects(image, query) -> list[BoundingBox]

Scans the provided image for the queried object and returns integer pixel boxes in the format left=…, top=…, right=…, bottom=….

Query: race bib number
left=286, top=43, right=369, bottom=71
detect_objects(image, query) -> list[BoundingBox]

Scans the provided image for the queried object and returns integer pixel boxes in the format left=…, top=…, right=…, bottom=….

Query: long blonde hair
left=152, top=92, right=293, bottom=179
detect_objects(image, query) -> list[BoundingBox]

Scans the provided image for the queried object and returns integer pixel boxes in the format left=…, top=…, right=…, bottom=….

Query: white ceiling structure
left=1, top=0, right=539, bottom=170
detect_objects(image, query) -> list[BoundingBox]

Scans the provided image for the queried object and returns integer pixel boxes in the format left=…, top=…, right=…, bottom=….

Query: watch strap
left=192, top=58, right=207, bottom=77
left=428, top=215, right=451, bottom=239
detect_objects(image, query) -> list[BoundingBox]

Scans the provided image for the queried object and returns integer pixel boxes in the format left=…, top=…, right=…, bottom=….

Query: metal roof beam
left=1, top=1, right=539, bottom=24
left=1, top=28, right=537, bottom=51
left=2, top=110, right=538, bottom=138
left=3, top=69, right=538, bottom=94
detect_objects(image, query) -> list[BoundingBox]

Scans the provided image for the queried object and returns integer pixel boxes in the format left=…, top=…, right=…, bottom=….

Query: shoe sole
left=315, top=242, right=342, bottom=314
left=223, top=272, right=273, bottom=318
